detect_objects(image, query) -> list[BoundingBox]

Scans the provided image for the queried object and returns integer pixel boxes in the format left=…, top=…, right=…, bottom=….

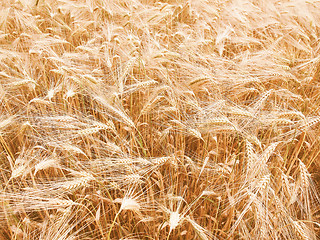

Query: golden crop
left=0, top=0, right=320, bottom=239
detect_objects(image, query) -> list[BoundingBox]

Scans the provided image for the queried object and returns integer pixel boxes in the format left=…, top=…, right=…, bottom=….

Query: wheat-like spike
left=258, top=174, right=271, bottom=190
left=103, top=140, right=122, bottom=154
left=229, top=190, right=257, bottom=236
left=227, top=106, right=253, bottom=118
left=59, top=143, right=86, bottom=155
left=281, top=173, right=293, bottom=198
left=186, top=127, right=203, bottom=139
left=11, top=164, right=28, bottom=179
left=299, top=159, right=310, bottom=191
left=0, top=116, right=14, bottom=130
left=245, top=135, right=262, bottom=149
left=299, top=116, right=320, bottom=130
left=170, top=119, right=185, bottom=128
left=76, top=127, right=102, bottom=136
left=124, top=174, right=143, bottom=185
left=198, top=156, right=209, bottom=179
left=169, top=120, right=203, bottom=139
left=264, top=118, right=294, bottom=126
left=116, top=158, right=134, bottom=165
left=158, top=106, right=178, bottom=114
left=140, top=95, right=164, bottom=114
left=82, top=74, right=99, bottom=84
left=252, top=197, right=268, bottom=239
left=94, top=95, right=135, bottom=127
left=123, top=80, right=158, bottom=95
left=260, top=142, right=279, bottom=164
left=213, top=126, right=238, bottom=133
left=189, top=77, right=210, bottom=86
left=61, top=175, right=93, bottom=191
left=201, top=190, right=219, bottom=197
left=185, top=216, right=212, bottom=240
left=277, top=111, right=305, bottom=120
left=34, top=157, right=60, bottom=175
left=75, top=171, right=95, bottom=179
left=274, top=89, right=304, bottom=102
left=29, top=98, right=52, bottom=105
left=292, top=220, right=312, bottom=240
left=9, top=78, right=37, bottom=88
left=0, top=71, right=10, bottom=78
left=49, top=116, right=76, bottom=122
left=250, top=174, right=271, bottom=194
left=250, top=90, right=273, bottom=116
left=91, top=120, right=115, bottom=130
left=214, top=164, right=232, bottom=175
left=47, top=198, right=77, bottom=207
left=151, top=156, right=172, bottom=165
left=246, top=139, right=257, bottom=173
left=198, top=117, right=231, bottom=127
left=118, top=57, right=137, bottom=93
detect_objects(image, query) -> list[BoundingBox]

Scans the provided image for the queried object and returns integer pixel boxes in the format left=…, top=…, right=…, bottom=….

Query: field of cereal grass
left=1, top=0, right=320, bottom=239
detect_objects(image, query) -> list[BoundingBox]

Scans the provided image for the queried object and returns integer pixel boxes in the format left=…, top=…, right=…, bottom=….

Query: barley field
left=0, top=0, right=320, bottom=239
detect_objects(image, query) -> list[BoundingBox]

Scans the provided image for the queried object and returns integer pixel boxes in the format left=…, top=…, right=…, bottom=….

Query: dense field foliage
left=0, top=0, right=320, bottom=239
